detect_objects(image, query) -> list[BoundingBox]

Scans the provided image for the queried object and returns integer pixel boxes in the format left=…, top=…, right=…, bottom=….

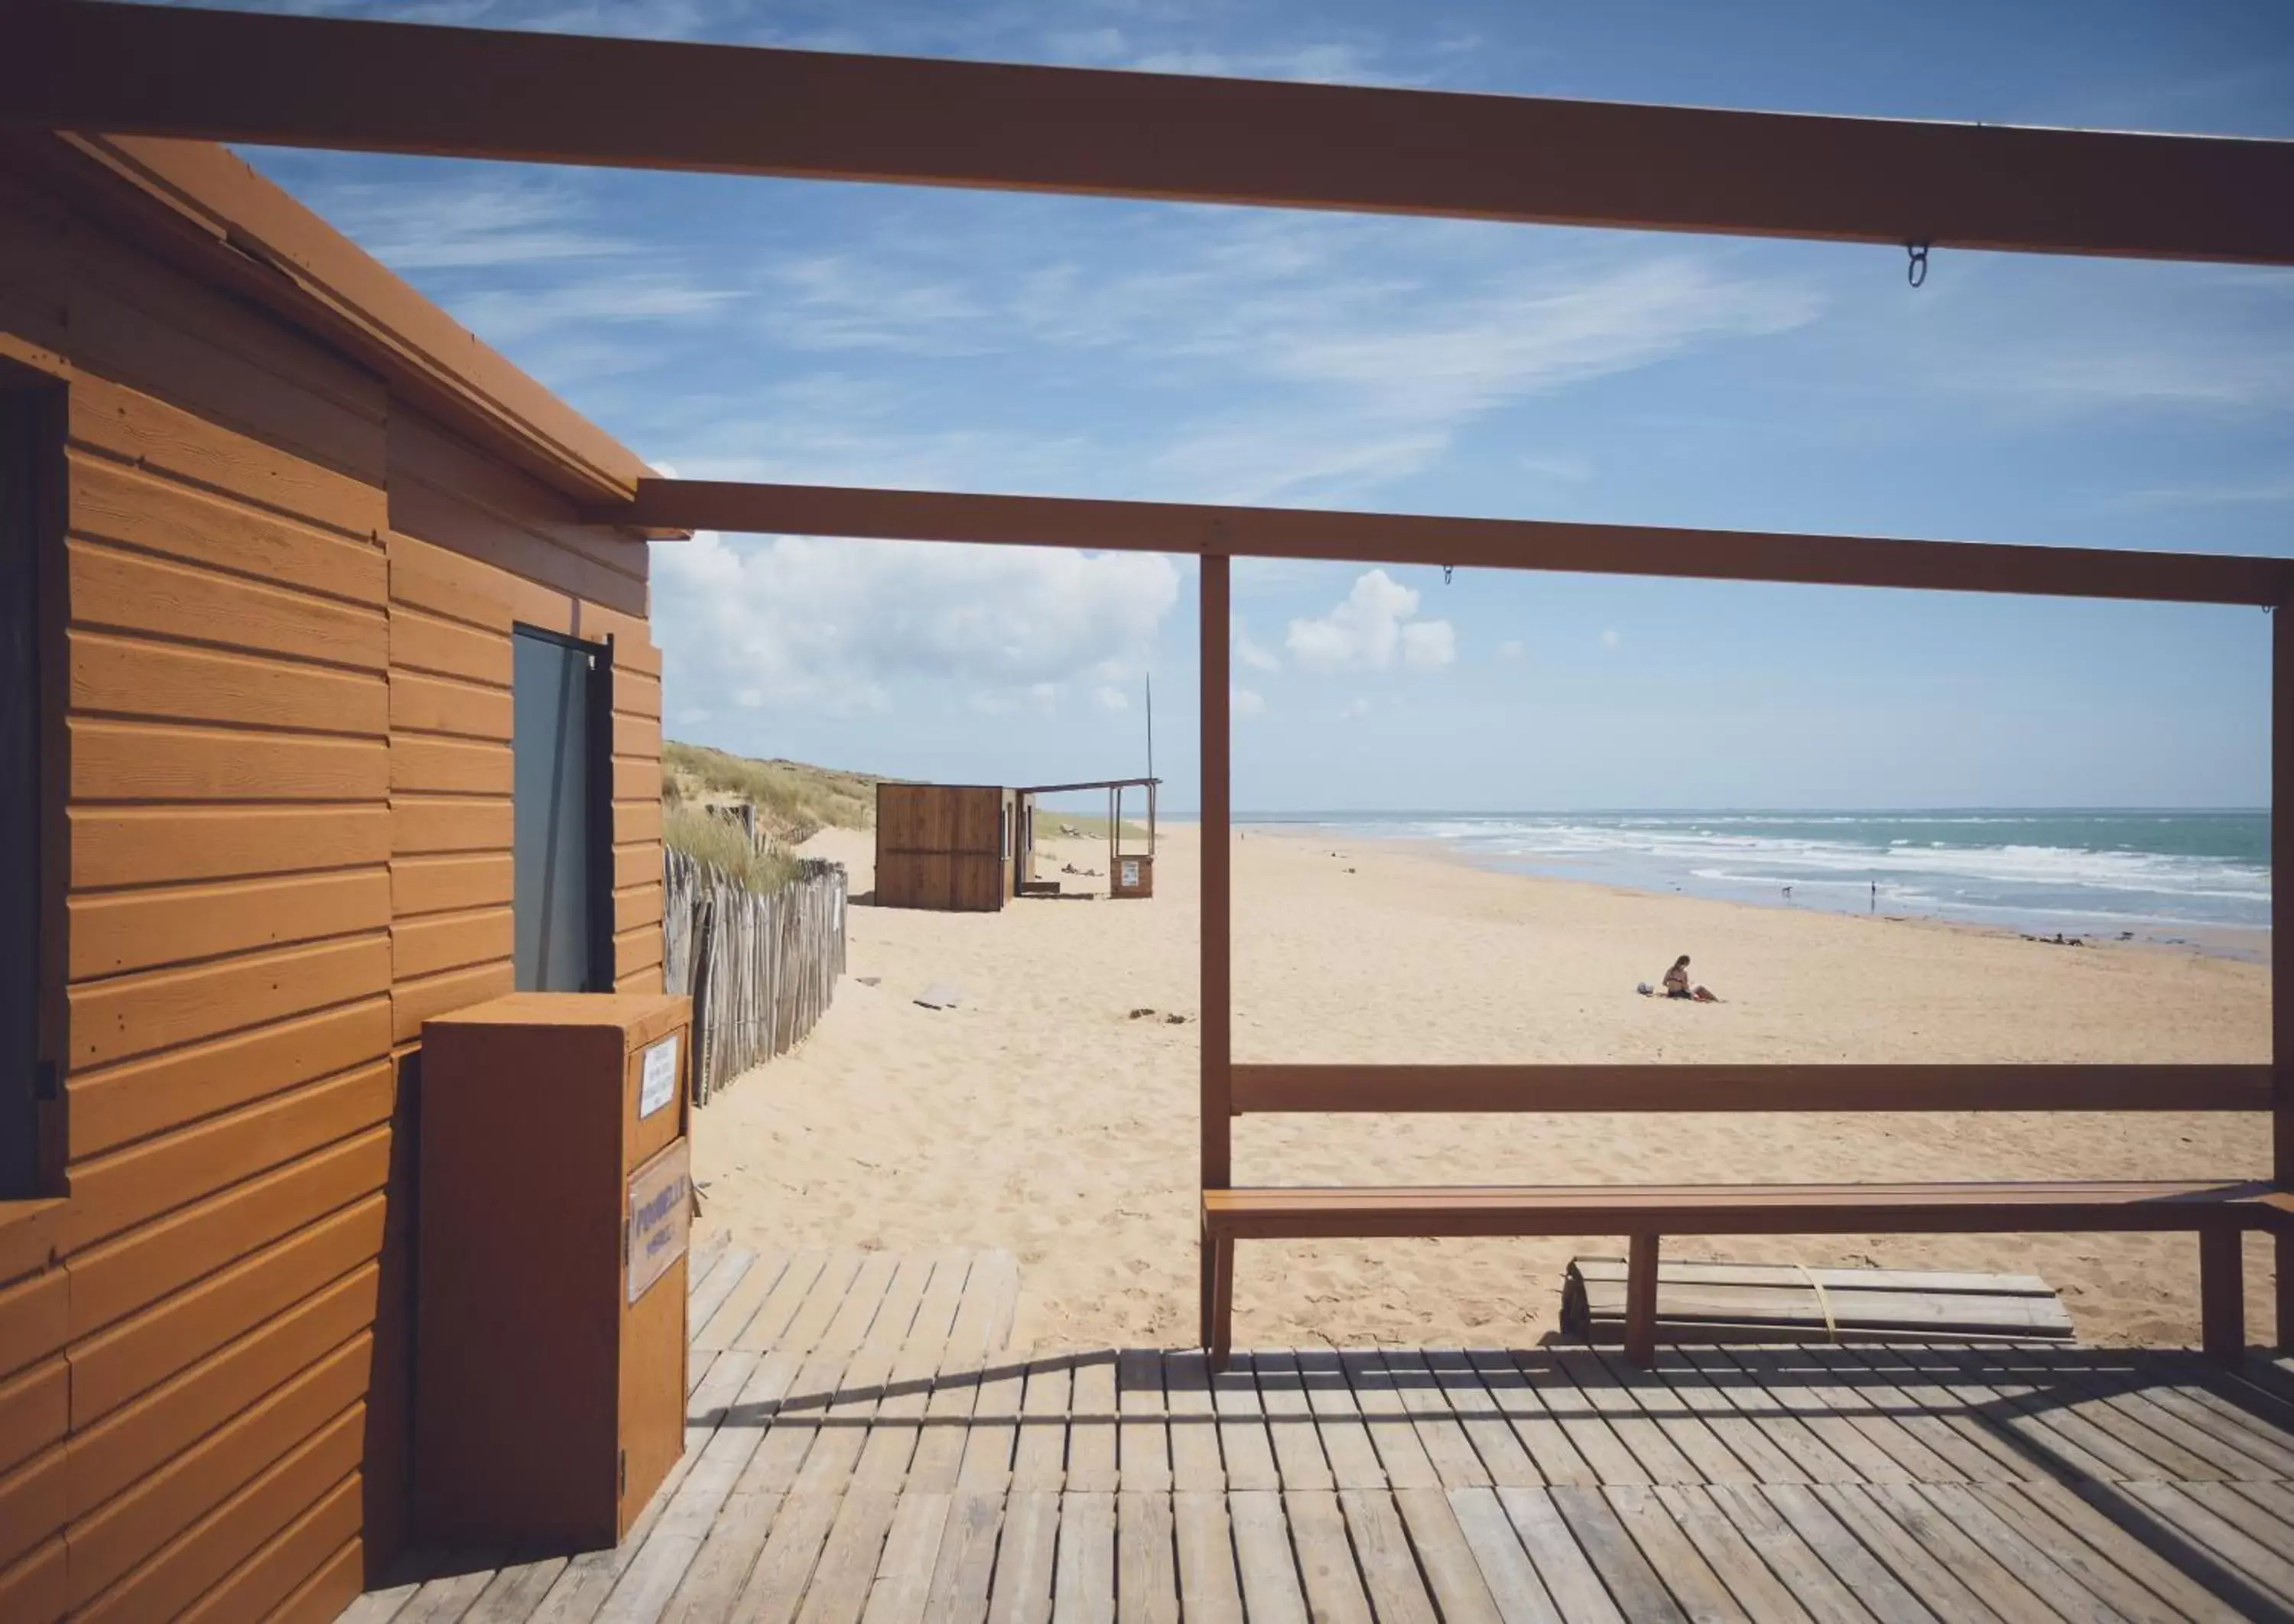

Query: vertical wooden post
left=1200, top=553, right=1232, bottom=1349
left=2201, top=1227, right=2244, bottom=1363
left=1209, top=1231, right=1236, bottom=1372
left=1625, top=1233, right=1659, bottom=1368
left=2276, top=604, right=2292, bottom=1353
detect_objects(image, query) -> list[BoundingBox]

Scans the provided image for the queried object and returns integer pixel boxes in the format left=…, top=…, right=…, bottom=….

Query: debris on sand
left=1128, top=1007, right=1194, bottom=1025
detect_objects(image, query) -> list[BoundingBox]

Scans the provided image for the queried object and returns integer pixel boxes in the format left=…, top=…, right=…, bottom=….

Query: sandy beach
left=690, top=823, right=2273, bottom=1353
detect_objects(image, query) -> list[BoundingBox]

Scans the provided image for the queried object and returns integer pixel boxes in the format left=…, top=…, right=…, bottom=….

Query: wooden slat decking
left=340, top=1245, right=2294, bottom=1623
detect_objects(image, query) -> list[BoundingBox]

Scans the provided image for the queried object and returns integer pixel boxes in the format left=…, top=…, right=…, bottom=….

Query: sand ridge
left=690, top=823, right=2273, bottom=1352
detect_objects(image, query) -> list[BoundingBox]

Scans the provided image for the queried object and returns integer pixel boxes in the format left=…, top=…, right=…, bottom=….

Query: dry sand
left=691, top=823, right=2273, bottom=1352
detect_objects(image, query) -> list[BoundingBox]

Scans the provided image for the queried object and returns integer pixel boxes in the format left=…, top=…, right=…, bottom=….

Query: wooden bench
left=1194, top=1060, right=2292, bottom=1371
left=1202, top=1178, right=2294, bottom=1368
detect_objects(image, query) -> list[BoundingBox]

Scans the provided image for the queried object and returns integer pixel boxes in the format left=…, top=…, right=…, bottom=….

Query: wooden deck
left=340, top=1241, right=2294, bottom=1623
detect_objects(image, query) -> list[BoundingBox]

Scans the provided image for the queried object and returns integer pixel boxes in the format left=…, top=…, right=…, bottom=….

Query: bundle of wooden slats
left=663, top=850, right=849, bottom=1104
left=1561, top=1254, right=2074, bottom=1343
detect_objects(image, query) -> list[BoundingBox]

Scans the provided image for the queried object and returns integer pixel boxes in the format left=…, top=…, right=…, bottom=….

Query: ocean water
left=1244, top=810, right=2270, bottom=947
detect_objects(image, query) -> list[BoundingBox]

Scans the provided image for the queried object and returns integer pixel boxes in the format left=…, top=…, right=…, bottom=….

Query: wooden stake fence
left=662, top=849, right=849, bottom=1105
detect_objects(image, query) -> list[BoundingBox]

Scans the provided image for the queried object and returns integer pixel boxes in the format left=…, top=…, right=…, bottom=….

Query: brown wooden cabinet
left=412, top=992, right=693, bottom=1549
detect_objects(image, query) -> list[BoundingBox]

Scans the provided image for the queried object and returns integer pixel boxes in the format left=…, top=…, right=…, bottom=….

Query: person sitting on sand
left=1656, top=954, right=1722, bottom=1002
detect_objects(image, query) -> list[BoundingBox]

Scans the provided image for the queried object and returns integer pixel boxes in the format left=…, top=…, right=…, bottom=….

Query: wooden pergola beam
left=1012, top=778, right=1160, bottom=795
left=1230, top=1063, right=2275, bottom=1115
left=609, top=479, right=2292, bottom=606
left=10, top=2, right=2294, bottom=265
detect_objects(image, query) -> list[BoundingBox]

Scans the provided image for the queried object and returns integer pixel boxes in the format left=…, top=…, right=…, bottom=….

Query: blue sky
left=210, top=0, right=2294, bottom=811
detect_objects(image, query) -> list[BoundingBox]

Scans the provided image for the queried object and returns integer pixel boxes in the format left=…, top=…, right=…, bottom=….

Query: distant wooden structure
left=1013, top=777, right=1159, bottom=901
left=872, top=778, right=1160, bottom=911
left=873, top=782, right=1017, bottom=911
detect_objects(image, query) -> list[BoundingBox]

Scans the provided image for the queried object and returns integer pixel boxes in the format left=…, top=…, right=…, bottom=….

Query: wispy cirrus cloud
left=698, top=209, right=1823, bottom=504
left=451, top=273, right=742, bottom=346
left=2114, top=476, right=2294, bottom=509
left=281, top=172, right=634, bottom=269
left=174, top=0, right=733, bottom=38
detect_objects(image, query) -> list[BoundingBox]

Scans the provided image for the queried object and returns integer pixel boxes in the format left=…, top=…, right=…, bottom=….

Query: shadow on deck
left=340, top=1242, right=2294, bottom=1623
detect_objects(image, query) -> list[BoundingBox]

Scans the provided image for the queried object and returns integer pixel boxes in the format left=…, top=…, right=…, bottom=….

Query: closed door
left=513, top=627, right=605, bottom=991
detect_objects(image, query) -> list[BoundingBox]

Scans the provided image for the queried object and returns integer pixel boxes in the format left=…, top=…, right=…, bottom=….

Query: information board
left=638, top=1033, right=678, bottom=1119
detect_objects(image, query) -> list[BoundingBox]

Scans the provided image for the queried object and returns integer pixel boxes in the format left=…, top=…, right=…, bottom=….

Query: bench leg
left=1199, top=1222, right=1214, bottom=1353
left=2200, top=1228, right=2244, bottom=1364
left=1625, top=1233, right=1660, bottom=1369
left=2279, top=1232, right=2293, bottom=1355
left=1207, top=1232, right=1235, bottom=1372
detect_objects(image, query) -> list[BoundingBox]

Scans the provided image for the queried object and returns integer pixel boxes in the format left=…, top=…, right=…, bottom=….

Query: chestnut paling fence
left=663, top=849, right=849, bottom=1103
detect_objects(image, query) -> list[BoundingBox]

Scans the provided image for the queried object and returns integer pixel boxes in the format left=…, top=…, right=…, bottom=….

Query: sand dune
left=690, top=823, right=2273, bottom=1352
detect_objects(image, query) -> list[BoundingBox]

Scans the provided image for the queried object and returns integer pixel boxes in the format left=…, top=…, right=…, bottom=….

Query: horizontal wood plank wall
left=382, top=410, right=662, bottom=1001
left=0, top=177, right=390, bottom=1623
left=596, top=603, right=665, bottom=993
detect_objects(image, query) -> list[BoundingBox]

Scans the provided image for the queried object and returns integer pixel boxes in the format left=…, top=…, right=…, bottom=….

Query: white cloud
left=1285, top=570, right=1456, bottom=674
left=1231, top=618, right=1281, bottom=671
left=1093, top=685, right=1130, bottom=710
left=1600, top=628, right=1622, bottom=649
left=2116, top=476, right=2294, bottom=508
left=1499, top=639, right=1526, bottom=661
left=651, top=531, right=1180, bottom=716
left=250, top=0, right=730, bottom=37
left=1340, top=697, right=1371, bottom=719
left=1121, top=42, right=1389, bottom=84
left=1400, top=620, right=1456, bottom=670
left=1521, top=453, right=1594, bottom=482
left=1958, top=343, right=2294, bottom=414
left=291, top=172, right=633, bottom=270
left=1140, top=242, right=1819, bottom=502
left=759, top=256, right=992, bottom=355
left=674, top=213, right=1821, bottom=508
left=1041, top=25, right=1396, bottom=85
left=1231, top=686, right=1267, bottom=716
left=452, top=273, right=741, bottom=346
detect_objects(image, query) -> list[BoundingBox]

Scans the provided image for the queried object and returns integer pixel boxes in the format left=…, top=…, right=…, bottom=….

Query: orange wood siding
left=0, top=157, right=661, bottom=1622
left=0, top=172, right=390, bottom=1624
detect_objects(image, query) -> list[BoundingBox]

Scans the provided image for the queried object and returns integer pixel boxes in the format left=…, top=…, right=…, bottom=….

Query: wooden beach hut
left=0, top=132, right=674, bottom=1614
left=871, top=781, right=1018, bottom=911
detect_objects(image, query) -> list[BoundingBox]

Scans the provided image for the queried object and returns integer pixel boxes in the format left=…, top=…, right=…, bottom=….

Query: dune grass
left=661, top=741, right=878, bottom=846
left=1032, top=812, right=1150, bottom=842
left=662, top=804, right=804, bottom=892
